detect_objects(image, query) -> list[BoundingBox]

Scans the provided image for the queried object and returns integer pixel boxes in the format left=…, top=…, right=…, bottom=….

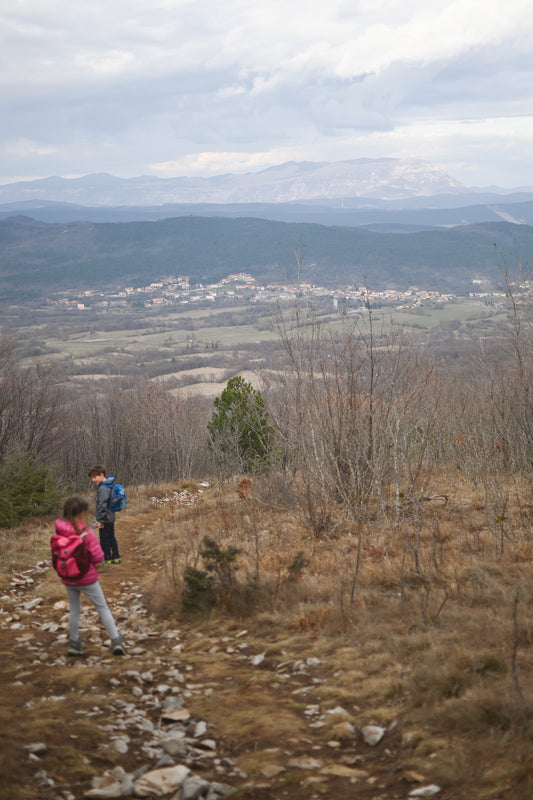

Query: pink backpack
left=50, top=530, right=91, bottom=579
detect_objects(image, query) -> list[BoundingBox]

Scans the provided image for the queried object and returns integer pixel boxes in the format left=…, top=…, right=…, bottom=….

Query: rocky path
left=0, top=513, right=445, bottom=800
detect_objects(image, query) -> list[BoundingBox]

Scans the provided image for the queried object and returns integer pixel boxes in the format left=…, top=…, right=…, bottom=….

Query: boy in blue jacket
left=89, top=465, right=121, bottom=564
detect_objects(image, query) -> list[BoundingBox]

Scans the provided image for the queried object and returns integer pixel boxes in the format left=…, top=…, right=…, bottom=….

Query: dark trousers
left=99, top=522, right=120, bottom=561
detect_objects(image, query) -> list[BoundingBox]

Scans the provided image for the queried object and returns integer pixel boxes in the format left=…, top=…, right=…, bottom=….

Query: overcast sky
left=1, top=0, right=532, bottom=187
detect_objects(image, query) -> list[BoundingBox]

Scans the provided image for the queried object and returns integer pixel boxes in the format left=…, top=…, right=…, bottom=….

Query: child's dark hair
left=63, top=496, right=89, bottom=533
left=88, top=464, right=106, bottom=478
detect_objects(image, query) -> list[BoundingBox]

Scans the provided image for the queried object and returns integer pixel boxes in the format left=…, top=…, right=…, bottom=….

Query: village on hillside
left=48, top=272, right=509, bottom=314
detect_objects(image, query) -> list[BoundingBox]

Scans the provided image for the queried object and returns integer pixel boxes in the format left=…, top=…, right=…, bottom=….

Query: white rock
left=325, top=706, right=350, bottom=718
left=24, top=743, right=48, bottom=755
left=134, top=765, right=190, bottom=797
left=361, top=725, right=386, bottom=746
left=409, top=786, right=442, bottom=797
left=84, top=774, right=123, bottom=799
left=288, top=756, right=324, bottom=770
left=194, top=721, right=208, bottom=738
left=161, top=708, right=190, bottom=723
left=112, top=738, right=129, bottom=754
left=161, top=739, right=187, bottom=757
left=165, top=669, right=185, bottom=682
left=124, top=670, right=142, bottom=683
left=181, top=775, right=210, bottom=799
left=250, top=653, right=265, bottom=666
left=201, top=739, right=217, bottom=751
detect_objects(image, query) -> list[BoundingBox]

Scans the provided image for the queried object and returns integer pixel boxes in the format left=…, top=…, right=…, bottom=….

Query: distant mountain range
left=0, top=158, right=472, bottom=206
left=1, top=158, right=532, bottom=232
left=2, top=198, right=533, bottom=231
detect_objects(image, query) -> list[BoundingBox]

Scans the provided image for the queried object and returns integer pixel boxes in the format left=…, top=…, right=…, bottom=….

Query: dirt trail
left=0, top=512, right=443, bottom=800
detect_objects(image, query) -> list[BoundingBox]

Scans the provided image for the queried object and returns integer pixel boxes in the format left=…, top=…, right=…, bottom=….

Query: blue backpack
left=108, top=482, right=126, bottom=512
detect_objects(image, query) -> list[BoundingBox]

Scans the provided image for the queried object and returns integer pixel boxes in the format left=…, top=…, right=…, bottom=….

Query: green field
left=2, top=296, right=506, bottom=393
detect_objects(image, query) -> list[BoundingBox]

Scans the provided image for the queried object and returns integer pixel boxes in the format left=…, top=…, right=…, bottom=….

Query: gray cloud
left=1, top=1, right=533, bottom=186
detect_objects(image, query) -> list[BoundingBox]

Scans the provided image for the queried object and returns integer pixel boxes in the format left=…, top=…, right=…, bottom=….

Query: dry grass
left=134, top=472, right=533, bottom=796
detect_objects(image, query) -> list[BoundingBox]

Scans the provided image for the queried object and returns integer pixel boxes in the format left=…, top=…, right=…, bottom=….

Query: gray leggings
left=65, top=581, right=119, bottom=642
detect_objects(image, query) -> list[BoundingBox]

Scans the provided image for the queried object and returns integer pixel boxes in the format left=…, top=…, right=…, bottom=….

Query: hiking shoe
left=111, top=638, right=125, bottom=656
left=112, top=558, right=122, bottom=564
left=68, top=640, right=84, bottom=656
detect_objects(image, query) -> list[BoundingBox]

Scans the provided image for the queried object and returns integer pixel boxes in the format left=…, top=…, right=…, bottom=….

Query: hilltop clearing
left=1, top=480, right=533, bottom=799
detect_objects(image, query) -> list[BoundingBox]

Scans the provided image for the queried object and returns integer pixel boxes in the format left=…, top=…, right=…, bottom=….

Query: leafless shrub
left=0, top=335, right=66, bottom=466
left=62, top=379, right=211, bottom=485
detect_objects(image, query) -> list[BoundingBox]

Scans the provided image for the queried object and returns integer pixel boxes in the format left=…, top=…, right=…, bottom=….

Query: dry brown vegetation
left=130, top=471, right=533, bottom=799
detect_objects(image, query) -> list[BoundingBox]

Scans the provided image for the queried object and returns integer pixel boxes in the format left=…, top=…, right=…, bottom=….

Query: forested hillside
left=1, top=214, right=532, bottom=300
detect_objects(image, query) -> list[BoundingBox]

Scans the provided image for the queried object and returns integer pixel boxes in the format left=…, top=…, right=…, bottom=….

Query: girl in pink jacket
left=53, top=496, right=124, bottom=656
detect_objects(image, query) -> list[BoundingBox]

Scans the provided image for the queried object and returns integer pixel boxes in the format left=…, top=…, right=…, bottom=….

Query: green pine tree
left=207, top=376, right=274, bottom=473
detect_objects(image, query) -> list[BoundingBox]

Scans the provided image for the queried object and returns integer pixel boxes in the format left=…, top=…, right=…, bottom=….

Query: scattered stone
left=194, top=720, right=208, bottom=738
left=24, top=742, right=48, bottom=755
left=161, top=707, right=191, bottom=723
left=250, top=652, right=265, bottom=666
left=320, top=764, right=369, bottom=779
left=260, top=764, right=285, bottom=778
left=84, top=773, right=123, bottom=799
left=200, top=739, right=217, bottom=751
left=134, top=764, right=190, bottom=797
left=291, top=685, right=314, bottom=696
left=361, top=725, right=386, bottom=746
left=161, top=695, right=184, bottom=713
left=207, top=781, right=234, bottom=796
left=112, top=738, right=129, bottom=754
left=325, top=706, right=351, bottom=718
left=181, top=775, right=211, bottom=799
left=156, top=754, right=176, bottom=768
left=33, top=770, right=55, bottom=789
left=124, top=670, right=143, bottom=684
left=161, top=738, right=188, bottom=758
left=165, top=668, right=185, bottom=682
left=288, top=756, right=324, bottom=770
left=409, top=786, right=442, bottom=797
left=404, top=770, right=427, bottom=783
